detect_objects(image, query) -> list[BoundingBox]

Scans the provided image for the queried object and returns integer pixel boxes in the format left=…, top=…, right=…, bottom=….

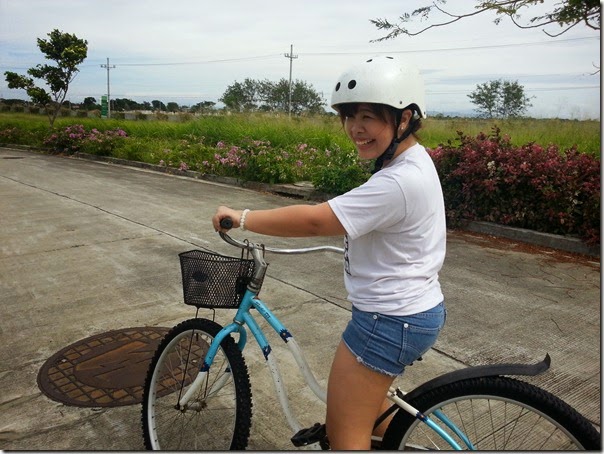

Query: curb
left=75, top=153, right=601, bottom=258
left=462, top=221, right=599, bottom=258
left=71, top=152, right=335, bottom=202
left=4, top=146, right=600, bottom=258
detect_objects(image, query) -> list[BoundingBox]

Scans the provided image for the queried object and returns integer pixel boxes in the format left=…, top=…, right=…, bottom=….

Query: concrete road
left=0, top=147, right=600, bottom=450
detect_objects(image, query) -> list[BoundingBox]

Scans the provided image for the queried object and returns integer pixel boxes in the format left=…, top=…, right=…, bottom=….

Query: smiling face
left=339, top=103, right=397, bottom=160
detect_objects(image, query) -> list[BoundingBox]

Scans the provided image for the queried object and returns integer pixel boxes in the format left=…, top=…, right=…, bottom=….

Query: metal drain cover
left=37, top=327, right=169, bottom=407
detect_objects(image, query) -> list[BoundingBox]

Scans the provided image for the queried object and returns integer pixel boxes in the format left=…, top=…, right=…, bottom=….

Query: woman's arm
left=213, top=202, right=346, bottom=237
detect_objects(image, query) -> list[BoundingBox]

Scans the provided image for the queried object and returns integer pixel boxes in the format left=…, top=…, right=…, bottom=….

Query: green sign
left=101, top=95, right=108, bottom=118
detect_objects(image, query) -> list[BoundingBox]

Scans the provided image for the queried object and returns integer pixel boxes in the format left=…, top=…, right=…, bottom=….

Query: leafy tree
left=112, top=98, right=133, bottom=111
left=82, top=97, right=99, bottom=110
left=166, top=101, right=180, bottom=112
left=4, top=29, right=88, bottom=127
left=151, top=100, right=166, bottom=111
left=190, top=101, right=216, bottom=113
left=289, top=79, right=324, bottom=115
left=0, top=98, right=27, bottom=106
left=468, top=79, right=533, bottom=118
left=371, top=0, right=600, bottom=41
left=219, top=78, right=324, bottom=114
left=220, top=78, right=261, bottom=112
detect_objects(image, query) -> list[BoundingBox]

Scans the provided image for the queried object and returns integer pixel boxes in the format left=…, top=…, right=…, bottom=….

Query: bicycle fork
left=177, top=324, right=238, bottom=409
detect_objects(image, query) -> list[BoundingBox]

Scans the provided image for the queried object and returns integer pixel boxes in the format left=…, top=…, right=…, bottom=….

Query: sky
left=0, top=0, right=600, bottom=119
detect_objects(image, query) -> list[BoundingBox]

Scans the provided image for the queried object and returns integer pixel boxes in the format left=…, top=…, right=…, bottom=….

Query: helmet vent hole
left=335, top=82, right=341, bottom=92
left=348, top=80, right=357, bottom=89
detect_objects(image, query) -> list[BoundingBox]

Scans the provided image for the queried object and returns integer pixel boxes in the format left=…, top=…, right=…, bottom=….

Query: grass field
left=0, top=112, right=600, bottom=156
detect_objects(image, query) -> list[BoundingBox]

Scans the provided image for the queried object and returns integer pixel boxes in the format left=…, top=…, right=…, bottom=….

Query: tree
left=151, top=100, right=166, bottom=111
left=219, top=78, right=262, bottom=112
left=219, top=78, right=325, bottom=114
left=468, top=79, right=533, bottom=118
left=371, top=0, right=600, bottom=41
left=289, top=79, right=325, bottom=115
left=4, top=29, right=88, bottom=127
left=190, top=101, right=216, bottom=113
left=166, top=102, right=180, bottom=113
left=82, top=97, right=99, bottom=110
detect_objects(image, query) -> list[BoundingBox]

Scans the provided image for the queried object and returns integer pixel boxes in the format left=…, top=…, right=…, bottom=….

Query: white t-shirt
left=328, top=143, right=446, bottom=316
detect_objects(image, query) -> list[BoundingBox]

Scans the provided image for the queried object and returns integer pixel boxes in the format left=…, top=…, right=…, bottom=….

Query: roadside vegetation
left=0, top=112, right=599, bottom=245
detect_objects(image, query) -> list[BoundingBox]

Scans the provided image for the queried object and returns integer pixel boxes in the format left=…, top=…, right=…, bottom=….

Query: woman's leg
left=326, top=340, right=395, bottom=450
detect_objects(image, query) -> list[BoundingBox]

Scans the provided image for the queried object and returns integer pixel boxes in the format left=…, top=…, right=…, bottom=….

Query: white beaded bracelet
left=240, top=209, right=250, bottom=231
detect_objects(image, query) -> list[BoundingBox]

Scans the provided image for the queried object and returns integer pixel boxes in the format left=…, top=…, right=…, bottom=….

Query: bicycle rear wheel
left=141, top=318, right=252, bottom=450
left=382, top=376, right=600, bottom=450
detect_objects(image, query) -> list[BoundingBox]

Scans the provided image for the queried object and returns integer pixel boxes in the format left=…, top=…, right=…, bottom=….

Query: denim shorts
left=342, top=302, right=446, bottom=377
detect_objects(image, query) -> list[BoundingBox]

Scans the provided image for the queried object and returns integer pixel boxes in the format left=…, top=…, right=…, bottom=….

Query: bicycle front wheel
left=141, top=318, right=252, bottom=450
left=382, top=376, right=600, bottom=450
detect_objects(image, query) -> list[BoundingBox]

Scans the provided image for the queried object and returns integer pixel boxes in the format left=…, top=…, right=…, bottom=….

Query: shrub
left=0, top=127, right=19, bottom=144
left=203, top=139, right=312, bottom=184
left=310, top=145, right=371, bottom=194
left=80, top=127, right=128, bottom=156
left=43, top=124, right=87, bottom=153
left=429, top=127, right=600, bottom=245
left=43, top=124, right=128, bottom=155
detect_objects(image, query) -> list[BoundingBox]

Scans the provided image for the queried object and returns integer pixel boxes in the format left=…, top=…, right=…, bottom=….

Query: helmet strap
left=371, top=122, right=415, bottom=174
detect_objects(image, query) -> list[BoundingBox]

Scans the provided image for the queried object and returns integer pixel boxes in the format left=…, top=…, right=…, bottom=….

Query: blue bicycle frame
left=179, top=285, right=470, bottom=450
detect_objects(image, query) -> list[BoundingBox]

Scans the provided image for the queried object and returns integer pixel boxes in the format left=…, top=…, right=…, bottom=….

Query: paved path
left=0, top=147, right=600, bottom=449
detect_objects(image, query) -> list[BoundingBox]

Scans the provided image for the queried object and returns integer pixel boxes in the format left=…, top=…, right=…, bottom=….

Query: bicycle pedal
left=291, top=422, right=327, bottom=447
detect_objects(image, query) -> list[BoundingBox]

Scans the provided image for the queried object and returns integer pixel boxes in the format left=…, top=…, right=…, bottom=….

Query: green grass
left=0, top=112, right=600, bottom=156
left=420, top=117, right=601, bottom=155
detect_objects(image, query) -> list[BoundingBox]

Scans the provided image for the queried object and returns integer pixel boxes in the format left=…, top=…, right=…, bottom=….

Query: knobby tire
left=141, top=318, right=252, bottom=450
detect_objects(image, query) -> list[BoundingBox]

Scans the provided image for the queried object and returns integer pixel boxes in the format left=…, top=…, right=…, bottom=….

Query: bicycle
left=141, top=219, right=601, bottom=450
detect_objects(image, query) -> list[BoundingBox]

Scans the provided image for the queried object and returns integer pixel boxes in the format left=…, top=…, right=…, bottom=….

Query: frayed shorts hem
left=342, top=338, right=399, bottom=377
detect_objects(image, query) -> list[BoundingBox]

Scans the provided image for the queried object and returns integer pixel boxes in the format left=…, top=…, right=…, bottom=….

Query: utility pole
left=100, top=58, right=116, bottom=118
left=284, top=44, right=298, bottom=117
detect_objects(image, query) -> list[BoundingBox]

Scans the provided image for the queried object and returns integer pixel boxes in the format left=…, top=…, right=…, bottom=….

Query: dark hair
left=335, top=102, right=422, bottom=138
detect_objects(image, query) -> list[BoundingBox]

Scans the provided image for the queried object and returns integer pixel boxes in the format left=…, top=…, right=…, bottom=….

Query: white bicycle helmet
left=330, top=55, right=426, bottom=118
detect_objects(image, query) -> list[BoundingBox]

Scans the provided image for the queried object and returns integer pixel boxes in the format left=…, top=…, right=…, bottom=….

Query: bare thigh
left=326, top=340, right=395, bottom=450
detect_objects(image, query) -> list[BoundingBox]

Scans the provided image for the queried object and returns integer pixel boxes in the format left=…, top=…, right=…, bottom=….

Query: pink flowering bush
left=43, top=125, right=128, bottom=155
left=428, top=127, right=600, bottom=245
left=0, top=127, right=20, bottom=144
left=43, top=124, right=88, bottom=153
left=203, top=138, right=314, bottom=184
left=81, top=127, right=128, bottom=156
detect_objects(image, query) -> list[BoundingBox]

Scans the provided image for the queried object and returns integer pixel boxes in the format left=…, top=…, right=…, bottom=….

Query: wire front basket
left=179, top=250, right=256, bottom=309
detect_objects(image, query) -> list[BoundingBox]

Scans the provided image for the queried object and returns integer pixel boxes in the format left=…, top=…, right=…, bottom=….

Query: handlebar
left=218, top=217, right=344, bottom=255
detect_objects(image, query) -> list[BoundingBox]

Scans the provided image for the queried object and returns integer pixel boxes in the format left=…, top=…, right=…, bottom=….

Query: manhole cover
left=37, top=327, right=170, bottom=407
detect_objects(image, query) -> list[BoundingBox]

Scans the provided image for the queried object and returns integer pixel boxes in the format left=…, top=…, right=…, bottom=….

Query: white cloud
left=0, top=0, right=600, bottom=118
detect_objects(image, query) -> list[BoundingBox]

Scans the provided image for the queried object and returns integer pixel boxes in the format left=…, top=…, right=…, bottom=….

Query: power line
left=298, top=36, right=599, bottom=56
left=428, top=85, right=599, bottom=95
left=107, top=54, right=280, bottom=67
left=526, top=85, right=600, bottom=92
left=2, top=36, right=596, bottom=70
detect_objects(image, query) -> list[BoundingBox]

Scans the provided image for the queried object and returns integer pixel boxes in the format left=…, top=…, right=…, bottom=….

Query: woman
left=212, top=55, right=447, bottom=450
